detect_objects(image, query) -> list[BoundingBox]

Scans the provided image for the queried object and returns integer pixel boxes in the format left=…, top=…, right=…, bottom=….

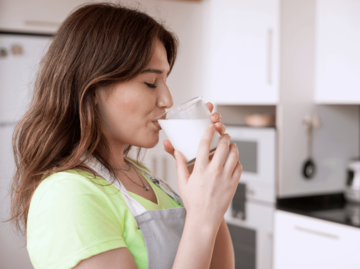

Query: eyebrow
left=141, top=68, right=170, bottom=76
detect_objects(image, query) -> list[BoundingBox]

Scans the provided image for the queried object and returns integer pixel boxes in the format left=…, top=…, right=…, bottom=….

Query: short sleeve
left=27, top=172, right=127, bottom=269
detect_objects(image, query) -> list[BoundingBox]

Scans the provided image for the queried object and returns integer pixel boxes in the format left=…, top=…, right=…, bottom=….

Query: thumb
left=174, top=150, right=190, bottom=186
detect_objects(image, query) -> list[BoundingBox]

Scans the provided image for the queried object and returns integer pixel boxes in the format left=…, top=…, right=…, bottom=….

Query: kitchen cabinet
left=315, top=0, right=360, bottom=104
left=209, top=0, right=279, bottom=105
left=273, top=210, right=360, bottom=269
left=0, top=0, right=89, bottom=34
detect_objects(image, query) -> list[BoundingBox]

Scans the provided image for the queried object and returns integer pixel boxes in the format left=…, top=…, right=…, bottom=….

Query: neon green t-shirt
left=27, top=165, right=182, bottom=269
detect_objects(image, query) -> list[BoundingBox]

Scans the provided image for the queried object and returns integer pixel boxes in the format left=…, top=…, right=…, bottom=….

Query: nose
left=157, top=84, right=173, bottom=109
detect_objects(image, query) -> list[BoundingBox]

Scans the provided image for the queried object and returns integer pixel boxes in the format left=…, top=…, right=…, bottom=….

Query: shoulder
left=29, top=170, right=119, bottom=217
left=28, top=169, right=130, bottom=234
left=33, top=170, right=106, bottom=200
left=37, top=169, right=98, bottom=191
left=27, top=170, right=129, bottom=269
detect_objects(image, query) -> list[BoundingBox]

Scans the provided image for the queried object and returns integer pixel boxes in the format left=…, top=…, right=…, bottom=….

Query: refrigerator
left=0, top=32, right=52, bottom=269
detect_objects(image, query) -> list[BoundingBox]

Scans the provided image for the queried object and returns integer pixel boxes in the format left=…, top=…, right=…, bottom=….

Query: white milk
left=158, top=119, right=221, bottom=163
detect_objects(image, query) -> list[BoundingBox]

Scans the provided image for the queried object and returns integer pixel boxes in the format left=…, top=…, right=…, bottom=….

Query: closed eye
left=145, top=82, right=157, bottom=89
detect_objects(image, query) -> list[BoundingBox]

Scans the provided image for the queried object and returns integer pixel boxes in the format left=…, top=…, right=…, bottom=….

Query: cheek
left=114, top=90, right=145, bottom=118
left=97, top=84, right=159, bottom=146
left=105, top=87, right=156, bottom=132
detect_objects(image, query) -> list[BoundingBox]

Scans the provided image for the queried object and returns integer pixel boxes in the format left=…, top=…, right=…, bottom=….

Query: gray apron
left=85, top=157, right=186, bottom=269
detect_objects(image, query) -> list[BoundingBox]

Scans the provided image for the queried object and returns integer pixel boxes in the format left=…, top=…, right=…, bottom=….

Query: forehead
left=146, top=40, right=170, bottom=72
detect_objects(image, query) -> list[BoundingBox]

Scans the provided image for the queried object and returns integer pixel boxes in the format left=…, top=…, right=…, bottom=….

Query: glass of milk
left=157, top=96, right=221, bottom=166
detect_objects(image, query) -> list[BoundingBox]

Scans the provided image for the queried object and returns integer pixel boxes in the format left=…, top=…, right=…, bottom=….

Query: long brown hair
left=10, top=2, right=178, bottom=235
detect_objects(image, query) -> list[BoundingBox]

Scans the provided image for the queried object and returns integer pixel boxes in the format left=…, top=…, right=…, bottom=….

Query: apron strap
left=83, top=156, right=147, bottom=217
left=126, top=158, right=184, bottom=207
left=83, top=155, right=184, bottom=216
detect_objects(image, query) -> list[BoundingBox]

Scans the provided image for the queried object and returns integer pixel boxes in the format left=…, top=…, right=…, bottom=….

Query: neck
left=107, top=139, right=129, bottom=170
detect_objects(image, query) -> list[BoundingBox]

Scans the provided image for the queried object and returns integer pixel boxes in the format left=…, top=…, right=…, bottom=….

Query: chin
left=136, top=132, right=160, bottom=149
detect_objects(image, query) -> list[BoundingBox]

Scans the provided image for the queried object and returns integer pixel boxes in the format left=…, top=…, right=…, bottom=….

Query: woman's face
left=95, top=39, right=173, bottom=149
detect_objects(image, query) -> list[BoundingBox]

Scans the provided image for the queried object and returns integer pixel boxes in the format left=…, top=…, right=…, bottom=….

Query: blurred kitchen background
left=1, top=0, right=360, bottom=268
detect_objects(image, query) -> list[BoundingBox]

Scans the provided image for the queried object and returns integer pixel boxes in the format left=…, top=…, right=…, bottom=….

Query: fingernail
left=174, top=151, right=179, bottom=159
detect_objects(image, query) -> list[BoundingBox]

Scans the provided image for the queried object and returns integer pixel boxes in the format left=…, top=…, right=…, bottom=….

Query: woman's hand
left=174, top=124, right=242, bottom=230
left=163, top=102, right=226, bottom=173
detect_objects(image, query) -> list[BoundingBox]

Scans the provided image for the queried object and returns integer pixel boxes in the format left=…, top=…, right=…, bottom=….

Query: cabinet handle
left=294, top=225, right=339, bottom=240
left=267, top=29, right=272, bottom=85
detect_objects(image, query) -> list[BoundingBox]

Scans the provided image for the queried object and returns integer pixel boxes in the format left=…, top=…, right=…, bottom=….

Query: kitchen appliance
left=345, top=160, right=360, bottom=203
left=225, top=126, right=276, bottom=269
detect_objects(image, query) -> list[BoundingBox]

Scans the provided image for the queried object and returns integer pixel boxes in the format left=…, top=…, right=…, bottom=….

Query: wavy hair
left=10, top=2, right=178, bottom=235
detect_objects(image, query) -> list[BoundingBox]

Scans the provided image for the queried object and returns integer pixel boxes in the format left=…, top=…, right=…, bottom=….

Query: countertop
left=277, top=193, right=360, bottom=229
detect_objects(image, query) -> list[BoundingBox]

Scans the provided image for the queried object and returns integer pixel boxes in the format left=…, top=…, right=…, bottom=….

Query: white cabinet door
left=0, top=34, right=51, bottom=123
left=209, top=0, right=279, bottom=105
left=274, top=210, right=360, bottom=269
left=315, top=0, right=360, bottom=104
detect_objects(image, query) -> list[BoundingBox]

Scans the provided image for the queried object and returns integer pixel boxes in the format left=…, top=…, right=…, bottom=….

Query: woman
left=10, top=3, right=242, bottom=269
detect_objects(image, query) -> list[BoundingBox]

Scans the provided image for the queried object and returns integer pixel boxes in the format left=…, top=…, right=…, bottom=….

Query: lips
left=152, top=120, right=162, bottom=130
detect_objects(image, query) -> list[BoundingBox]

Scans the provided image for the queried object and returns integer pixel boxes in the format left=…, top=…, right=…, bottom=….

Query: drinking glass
left=157, top=96, right=221, bottom=166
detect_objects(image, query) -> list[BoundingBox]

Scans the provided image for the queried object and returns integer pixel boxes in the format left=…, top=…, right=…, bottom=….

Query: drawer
left=274, top=210, right=360, bottom=269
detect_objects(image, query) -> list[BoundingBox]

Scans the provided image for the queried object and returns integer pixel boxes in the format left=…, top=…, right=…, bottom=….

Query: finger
left=163, top=140, right=175, bottom=157
left=224, top=143, right=239, bottom=177
left=206, top=102, right=214, bottom=113
left=232, top=160, right=243, bottom=182
left=196, top=124, right=216, bottom=167
left=214, top=122, right=226, bottom=135
left=210, top=112, right=222, bottom=123
left=174, top=150, right=190, bottom=187
left=210, top=133, right=231, bottom=169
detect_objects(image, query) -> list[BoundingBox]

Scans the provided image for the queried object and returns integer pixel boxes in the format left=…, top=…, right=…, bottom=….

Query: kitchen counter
left=277, top=193, right=360, bottom=228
